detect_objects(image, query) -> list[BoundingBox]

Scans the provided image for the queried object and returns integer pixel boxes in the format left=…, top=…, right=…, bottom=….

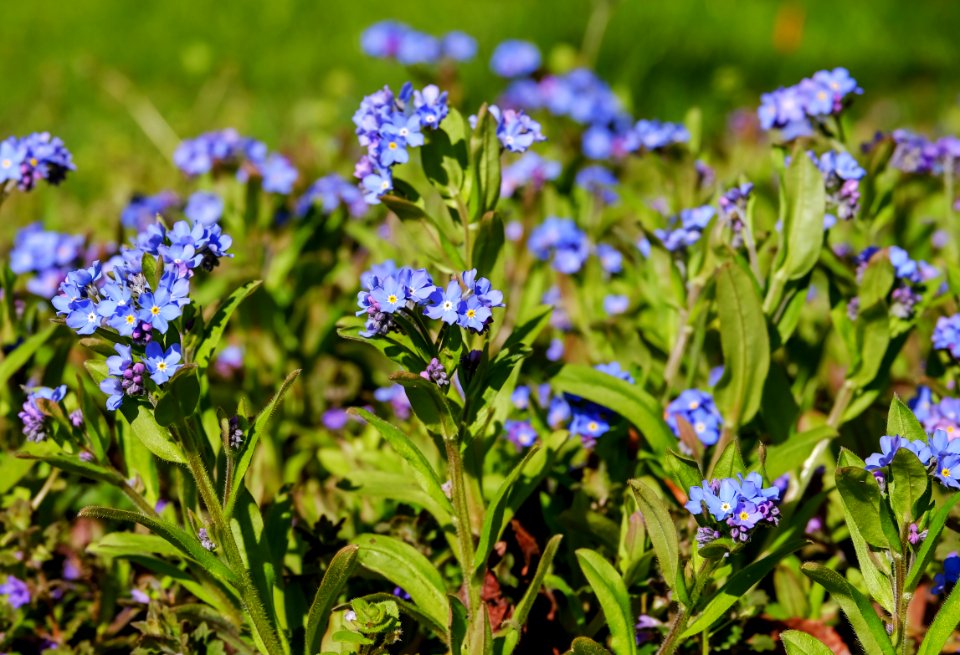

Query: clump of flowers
left=910, top=386, right=960, bottom=436
left=362, top=21, right=476, bottom=64
left=864, top=431, right=960, bottom=489
left=933, top=314, right=960, bottom=360
left=685, top=473, right=782, bottom=544
left=0, top=575, right=30, bottom=609
left=174, top=128, right=298, bottom=194
left=933, top=553, right=960, bottom=595
left=576, top=165, right=620, bottom=206
left=0, top=132, right=75, bottom=191
left=470, top=105, right=546, bottom=153
left=504, top=419, right=538, bottom=449
left=355, top=263, right=504, bottom=338
left=528, top=217, right=590, bottom=273
left=886, top=130, right=960, bottom=175
left=296, top=173, right=368, bottom=218
left=849, top=246, right=938, bottom=320
left=18, top=385, right=68, bottom=443
left=757, top=68, right=862, bottom=139
left=121, top=191, right=181, bottom=230
left=99, top=342, right=182, bottom=410
left=809, top=150, right=866, bottom=227
left=665, top=389, right=724, bottom=446
left=655, top=205, right=716, bottom=252
left=353, top=82, right=449, bottom=203
left=9, top=224, right=86, bottom=297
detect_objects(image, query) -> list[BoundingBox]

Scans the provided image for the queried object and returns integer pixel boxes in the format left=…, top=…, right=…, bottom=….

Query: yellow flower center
left=739, top=511, right=750, bottom=520
left=588, top=421, right=598, bottom=432
left=943, top=468, right=952, bottom=478
left=817, top=91, right=827, bottom=101
left=695, top=422, right=706, bottom=433
left=157, top=362, right=167, bottom=371
left=29, top=157, right=38, bottom=166
left=720, top=502, right=731, bottom=512
left=0, top=159, right=10, bottom=168
left=387, top=294, right=398, bottom=304
left=466, top=309, right=476, bottom=318
left=151, top=305, right=161, bottom=315
left=688, top=401, right=699, bottom=410
left=126, top=314, right=136, bottom=324
left=388, top=141, right=398, bottom=150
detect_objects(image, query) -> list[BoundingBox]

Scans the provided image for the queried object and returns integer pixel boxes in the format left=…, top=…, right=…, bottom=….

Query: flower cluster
left=501, top=69, right=688, bottom=160
left=528, top=217, right=590, bottom=273
left=295, top=174, right=368, bottom=218
left=685, top=473, right=782, bottom=543
left=864, top=432, right=960, bottom=489
left=356, top=262, right=504, bottom=338
left=99, top=342, right=182, bottom=410
left=809, top=150, right=866, bottom=228
left=10, top=224, right=86, bottom=298
left=0, top=132, right=75, bottom=191
left=850, top=246, right=937, bottom=319
left=0, top=575, right=30, bottom=609
left=887, top=130, right=960, bottom=175
left=501, top=152, right=561, bottom=198
left=490, top=40, right=541, bottom=77
left=932, top=314, right=960, bottom=359
left=757, top=68, right=862, bottom=138
left=470, top=105, right=546, bottom=153
left=665, top=389, right=724, bottom=446
left=911, top=386, right=960, bottom=436
left=655, top=205, right=716, bottom=252
left=174, top=128, right=298, bottom=194
left=18, top=385, right=67, bottom=443
left=933, top=553, right=960, bottom=595
left=504, top=418, right=538, bottom=449
left=362, top=21, right=476, bottom=64
left=558, top=363, right=635, bottom=446
left=353, top=83, right=448, bottom=203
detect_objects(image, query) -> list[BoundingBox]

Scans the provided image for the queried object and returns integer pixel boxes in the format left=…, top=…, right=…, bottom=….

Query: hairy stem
left=445, top=437, right=481, bottom=615
left=663, top=280, right=703, bottom=398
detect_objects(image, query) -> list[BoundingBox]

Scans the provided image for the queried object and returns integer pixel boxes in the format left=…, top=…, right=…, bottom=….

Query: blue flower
left=547, top=395, right=571, bottom=427
left=0, top=575, right=30, bottom=609
left=424, top=281, right=463, bottom=324
left=398, top=268, right=436, bottom=304
left=665, top=389, right=723, bottom=446
left=457, top=295, right=492, bottom=332
left=362, top=168, right=393, bottom=204
left=935, top=455, right=960, bottom=489
left=184, top=191, right=224, bottom=226
left=933, top=553, right=960, bottom=595
left=138, top=289, right=182, bottom=334
left=570, top=410, right=610, bottom=440
left=66, top=299, right=102, bottom=335
left=487, top=106, right=546, bottom=153
left=655, top=205, right=716, bottom=251
left=370, top=275, right=407, bottom=314
left=596, top=244, right=623, bottom=274
left=490, top=40, right=541, bottom=78
left=575, top=165, right=619, bottom=205
left=511, top=385, right=531, bottom=410
left=414, top=85, right=449, bottom=129
left=863, top=435, right=933, bottom=470
left=0, top=138, right=25, bottom=183
left=505, top=419, right=537, bottom=449
left=933, top=314, right=960, bottom=359
left=16, top=132, right=76, bottom=190
left=145, top=342, right=183, bottom=385
left=528, top=217, right=590, bottom=273
left=261, top=154, right=298, bottom=194
left=440, top=31, right=476, bottom=61
left=595, top=361, right=634, bottom=384
left=501, top=152, right=561, bottom=198
left=296, top=174, right=368, bottom=218
left=121, top=191, right=180, bottom=230
left=603, top=294, right=629, bottom=316
left=546, top=338, right=565, bottom=362
left=704, top=479, right=740, bottom=521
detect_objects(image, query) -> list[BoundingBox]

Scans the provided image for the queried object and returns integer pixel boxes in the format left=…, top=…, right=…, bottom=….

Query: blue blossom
left=369, top=275, right=407, bottom=314
left=864, top=435, right=908, bottom=469
left=490, top=40, right=541, bottom=77
left=511, top=385, right=531, bottom=410
left=933, top=553, right=960, bottom=595
left=546, top=338, right=565, bottom=361
left=145, top=342, right=183, bottom=385
left=15, top=132, right=76, bottom=190
left=457, top=295, right=492, bottom=332
left=121, top=191, right=180, bottom=230
left=595, top=361, right=634, bottom=384
left=570, top=411, right=610, bottom=441
left=501, top=152, right=561, bottom=198
left=528, top=217, right=590, bottom=273
left=0, top=575, right=30, bottom=609
left=547, top=395, right=571, bottom=427
left=686, top=474, right=781, bottom=544
left=595, top=244, right=623, bottom=274
left=935, top=455, right=960, bottom=489
left=757, top=69, right=861, bottom=137
left=718, top=183, right=753, bottom=232
left=361, top=21, right=473, bottom=64
left=9, top=223, right=85, bottom=297
left=66, top=299, right=102, bottom=335
left=137, top=288, right=182, bottom=334
left=481, top=106, right=546, bottom=153
left=424, top=281, right=463, bottom=324
left=261, top=154, right=298, bottom=194
left=398, top=267, right=437, bottom=303
left=0, top=137, right=25, bottom=183
left=296, top=174, right=368, bottom=218
left=18, top=385, right=67, bottom=443
left=440, top=31, right=476, bottom=61
left=655, top=206, right=716, bottom=251
left=575, top=165, right=619, bottom=205
left=184, top=191, right=224, bottom=226
left=414, top=85, right=449, bottom=129
left=665, top=389, right=723, bottom=446
left=933, top=314, right=960, bottom=359
left=632, top=120, right=690, bottom=150
left=603, top=294, right=629, bottom=316
left=505, top=419, right=538, bottom=449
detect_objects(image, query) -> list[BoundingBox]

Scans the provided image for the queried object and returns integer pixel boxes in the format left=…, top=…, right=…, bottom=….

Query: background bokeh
left=2, top=0, right=960, bottom=238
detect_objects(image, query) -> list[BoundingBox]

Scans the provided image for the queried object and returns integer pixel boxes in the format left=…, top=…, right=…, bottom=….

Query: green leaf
left=698, top=537, right=737, bottom=559
left=227, top=369, right=301, bottom=516
left=800, top=563, right=896, bottom=655
left=470, top=104, right=502, bottom=219
left=779, top=147, right=826, bottom=281
left=473, top=444, right=542, bottom=571
left=764, top=425, right=838, bottom=479
left=552, top=365, right=674, bottom=454
left=665, top=450, right=703, bottom=496
left=682, top=541, right=802, bottom=637
left=498, top=535, right=562, bottom=655
left=450, top=595, right=468, bottom=655
left=193, top=280, right=262, bottom=372
left=0, top=324, right=59, bottom=386
left=77, top=506, right=238, bottom=587
left=629, top=480, right=680, bottom=595
left=568, top=637, right=613, bottom=655
left=141, top=251, right=163, bottom=291
left=305, top=544, right=359, bottom=655
left=352, top=533, right=450, bottom=636
left=15, top=451, right=123, bottom=487
left=118, top=402, right=186, bottom=463
left=835, top=466, right=888, bottom=549
left=849, top=298, right=891, bottom=387
left=906, top=492, right=960, bottom=590
left=710, top=439, right=746, bottom=479
left=472, top=212, right=504, bottom=280
left=154, top=364, right=201, bottom=427
left=344, top=470, right=452, bottom=523
left=886, top=396, right=927, bottom=443
left=714, top=262, right=770, bottom=427
left=888, top=448, right=929, bottom=525
left=780, top=630, right=834, bottom=655
left=87, top=532, right=183, bottom=560
left=918, top=578, right=960, bottom=655
left=349, top=408, right=453, bottom=520
left=421, top=108, right=468, bottom=199
left=574, top=549, right=637, bottom=655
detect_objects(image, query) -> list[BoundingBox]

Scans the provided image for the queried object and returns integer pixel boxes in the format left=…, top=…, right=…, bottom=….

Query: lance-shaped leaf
left=886, top=396, right=927, bottom=443
left=780, top=630, right=834, bottom=655
left=470, top=104, right=502, bottom=220
left=193, top=280, right=262, bottom=371
left=779, top=148, right=826, bottom=281
left=575, top=549, right=637, bottom=655
left=710, top=438, right=747, bottom=479
left=353, top=533, right=450, bottom=638
left=906, top=492, right=960, bottom=590
left=714, top=261, right=769, bottom=427
left=888, top=448, right=929, bottom=525
left=421, top=108, right=468, bottom=199
left=498, top=535, right=562, bottom=655
left=15, top=451, right=123, bottom=487
left=0, top=324, right=59, bottom=387
left=569, top=637, right=613, bottom=655
left=392, top=371, right=458, bottom=440
left=665, top=450, right=704, bottom=495
left=800, top=563, right=896, bottom=655
left=918, top=578, right=960, bottom=655
left=77, top=506, right=238, bottom=587
left=119, top=402, right=186, bottom=464
left=154, top=364, right=201, bottom=427
left=305, top=544, right=359, bottom=655
left=629, top=480, right=681, bottom=596
left=835, top=466, right=888, bottom=549
left=472, top=212, right=504, bottom=279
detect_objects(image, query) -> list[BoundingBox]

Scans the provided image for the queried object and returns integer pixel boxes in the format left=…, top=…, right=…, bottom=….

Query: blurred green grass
left=1, top=0, right=959, bottom=237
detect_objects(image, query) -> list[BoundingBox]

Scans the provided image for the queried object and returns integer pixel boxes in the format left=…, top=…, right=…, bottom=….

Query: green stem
left=658, top=560, right=715, bottom=655
left=662, top=280, right=703, bottom=399
left=762, top=270, right=787, bottom=316
left=178, top=423, right=288, bottom=655
left=444, top=437, right=481, bottom=615
left=945, top=158, right=957, bottom=264
left=580, top=0, right=611, bottom=67
left=892, top=546, right=908, bottom=654
left=827, top=380, right=856, bottom=429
